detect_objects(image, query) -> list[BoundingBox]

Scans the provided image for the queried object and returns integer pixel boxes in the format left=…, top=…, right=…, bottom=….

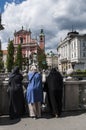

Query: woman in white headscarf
left=26, top=65, right=43, bottom=119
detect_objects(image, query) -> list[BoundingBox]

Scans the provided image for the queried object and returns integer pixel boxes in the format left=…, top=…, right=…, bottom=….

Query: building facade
left=57, top=31, right=86, bottom=73
left=13, top=27, right=45, bottom=66
left=46, top=51, right=58, bottom=69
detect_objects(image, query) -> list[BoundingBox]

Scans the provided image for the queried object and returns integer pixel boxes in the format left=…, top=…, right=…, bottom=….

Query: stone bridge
left=0, top=73, right=86, bottom=115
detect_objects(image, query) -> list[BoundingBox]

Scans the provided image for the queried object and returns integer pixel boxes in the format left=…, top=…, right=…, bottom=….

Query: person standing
left=42, top=69, right=46, bottom=105
left=42, top=69, right=46, bottom=84
left=26, top=65, right=43, bottom=119
left=8, top=66, right=25, bottom=119
left=45, top=68, right=63, bottom=118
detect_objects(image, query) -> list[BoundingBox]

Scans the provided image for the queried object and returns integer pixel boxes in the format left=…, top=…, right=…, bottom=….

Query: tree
left=38, top=51, right=48, bottom=70
left=15, top=44, right=22, bottom=70
left=0, top=50, right=4, bottom=71
left=6, top=40, right=14, bottom=72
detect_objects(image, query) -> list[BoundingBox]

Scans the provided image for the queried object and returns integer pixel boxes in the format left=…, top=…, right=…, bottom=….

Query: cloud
left=1, top=0, right=86, bottom=53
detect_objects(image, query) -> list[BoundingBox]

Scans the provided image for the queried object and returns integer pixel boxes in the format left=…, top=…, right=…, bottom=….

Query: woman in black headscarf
left=45, top=68, right=63, bottom=117
left=8, top=66, right=25, bottom=119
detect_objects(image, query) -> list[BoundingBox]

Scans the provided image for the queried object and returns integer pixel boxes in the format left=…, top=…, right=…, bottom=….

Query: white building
left=46, top=51, right=58, bottom=69
left=57, top=31, right=86, bottom=73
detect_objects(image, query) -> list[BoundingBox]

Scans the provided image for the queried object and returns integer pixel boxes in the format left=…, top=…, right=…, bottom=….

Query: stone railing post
left=1, top=81, right=9, bottom=115
left=64, top=81, right=79, bottom=111
left=0, top=82, right=2, bottom=115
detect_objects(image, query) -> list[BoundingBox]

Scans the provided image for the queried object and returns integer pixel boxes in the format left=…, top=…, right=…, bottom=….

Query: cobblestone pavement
left=0, top=111, right=86, bottom=130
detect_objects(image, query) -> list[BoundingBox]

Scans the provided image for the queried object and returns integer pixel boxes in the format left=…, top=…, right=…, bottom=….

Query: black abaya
left=45, top=68, right=63, bottom=117
left=8, top=66, right=25, bottom=119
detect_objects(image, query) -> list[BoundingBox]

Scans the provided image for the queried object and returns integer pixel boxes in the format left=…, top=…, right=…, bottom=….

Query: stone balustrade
left=63, top=80, right=86, bottom=111
left=0, top=79, right=86, bottom=115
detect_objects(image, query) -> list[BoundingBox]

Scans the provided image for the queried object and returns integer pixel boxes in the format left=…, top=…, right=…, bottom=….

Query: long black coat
left=8, top=66, right=25, bottom=119
left=45, top=68, right=63, bottom=116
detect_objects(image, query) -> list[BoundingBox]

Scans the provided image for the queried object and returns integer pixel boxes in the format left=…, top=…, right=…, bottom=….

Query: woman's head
left=12, top=66, right=19, bottom=74
left=30, top=65, right=37, bottom=72
left=50, top=68, right=57, bottom=73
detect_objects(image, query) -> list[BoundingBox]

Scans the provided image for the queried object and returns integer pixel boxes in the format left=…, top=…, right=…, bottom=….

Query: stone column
left=64, top=81, right=79, bottom=111
left=2, top=81, right=9, bottom=114
left=0, top=82, right=2, bottom=115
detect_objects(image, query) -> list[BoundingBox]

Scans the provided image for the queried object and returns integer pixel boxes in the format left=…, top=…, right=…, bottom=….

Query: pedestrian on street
left=26, top=65, right=43, bottom=119
left=42, top=69, right=47, bottom=105
left=7, top=66, right=25, bottom=119
left=45, top=68, right=63, bottom=118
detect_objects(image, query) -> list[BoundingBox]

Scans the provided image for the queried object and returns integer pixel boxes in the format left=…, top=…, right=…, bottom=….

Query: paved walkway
left=0, top=111, right=86, bottom=130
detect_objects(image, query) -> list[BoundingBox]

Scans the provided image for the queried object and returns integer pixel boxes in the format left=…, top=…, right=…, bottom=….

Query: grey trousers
left=28, top=102, right=41, bottom=117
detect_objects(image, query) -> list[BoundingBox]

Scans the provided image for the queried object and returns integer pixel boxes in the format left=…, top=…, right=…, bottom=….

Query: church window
left=74, top=52, right=76, bottom=57
left=20, top=37, right=23, bottom=44
left=83, top=42, right=85, bottom=47
left=40, top=36, right=43, bottom=41
left=83, top=52, right=86, bottom=57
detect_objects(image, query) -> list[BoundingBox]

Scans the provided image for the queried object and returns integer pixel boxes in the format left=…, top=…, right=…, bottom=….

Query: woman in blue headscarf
left=8, top=66, right=25, bottom=119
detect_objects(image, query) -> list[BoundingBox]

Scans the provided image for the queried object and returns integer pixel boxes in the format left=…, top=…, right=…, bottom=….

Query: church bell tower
left=39, top=29, right=45, bottom=51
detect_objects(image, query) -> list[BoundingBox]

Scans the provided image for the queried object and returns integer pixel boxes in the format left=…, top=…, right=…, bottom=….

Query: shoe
left=31, top=116, right=37, bottom=119
left=58, top=114, right=61, bottom=117
left=33, top=117, right=37, bottom=120
left=55, top=114, right=58, bottom=118
left=10, top=117, right=14, bottom=120
left=37, top=116, right=41, bottom=119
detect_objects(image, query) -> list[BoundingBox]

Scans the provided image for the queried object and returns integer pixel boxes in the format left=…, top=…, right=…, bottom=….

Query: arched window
left=20, top=37, right=23, bottom=44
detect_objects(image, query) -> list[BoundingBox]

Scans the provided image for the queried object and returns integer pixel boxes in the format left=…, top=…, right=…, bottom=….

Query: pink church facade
left=13, top=27, right=45, bottom=59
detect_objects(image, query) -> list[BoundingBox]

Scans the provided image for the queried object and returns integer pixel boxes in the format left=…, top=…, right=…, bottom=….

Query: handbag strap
left=29, top=72, right=37, bottom=82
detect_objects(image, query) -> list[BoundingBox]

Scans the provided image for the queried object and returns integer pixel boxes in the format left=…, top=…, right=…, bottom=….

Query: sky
left=0, top=0, right=86, bottom=53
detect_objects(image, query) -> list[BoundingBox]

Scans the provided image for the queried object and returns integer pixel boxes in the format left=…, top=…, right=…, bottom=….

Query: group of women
left=7, top=66, right=63, bottom=119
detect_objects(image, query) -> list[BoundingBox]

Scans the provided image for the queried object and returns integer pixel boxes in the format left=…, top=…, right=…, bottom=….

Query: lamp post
left=0, top=24, right=4, bottom=31
left=0, top=13, right=4, bottom=31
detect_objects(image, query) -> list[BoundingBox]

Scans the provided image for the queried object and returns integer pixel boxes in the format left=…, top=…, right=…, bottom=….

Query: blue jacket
left=26, top=71, right=43, bottom=103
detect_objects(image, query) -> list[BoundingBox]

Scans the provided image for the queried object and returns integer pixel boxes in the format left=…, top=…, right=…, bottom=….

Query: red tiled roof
left=2, top=50, right=8, bottom=55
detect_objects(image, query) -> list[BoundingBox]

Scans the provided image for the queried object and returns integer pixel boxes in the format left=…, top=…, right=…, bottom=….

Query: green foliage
left=0, top=50, right=4, bottom=71
left=68, top=70, right=86, bottom=80
left=15, top=44, right=22, bottom=70
left=0, top=50, right=3, bottom=57
left=38, top=52, right=48, bottom=70
left=76, top=69, right=81, bottom=72
left=6, top=41, right=14, bottom=72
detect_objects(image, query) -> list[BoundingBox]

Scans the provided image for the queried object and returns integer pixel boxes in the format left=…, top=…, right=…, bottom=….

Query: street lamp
left=0, top=13, right=4, bottom=31
left=0, top=25, right=4, bottom=30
